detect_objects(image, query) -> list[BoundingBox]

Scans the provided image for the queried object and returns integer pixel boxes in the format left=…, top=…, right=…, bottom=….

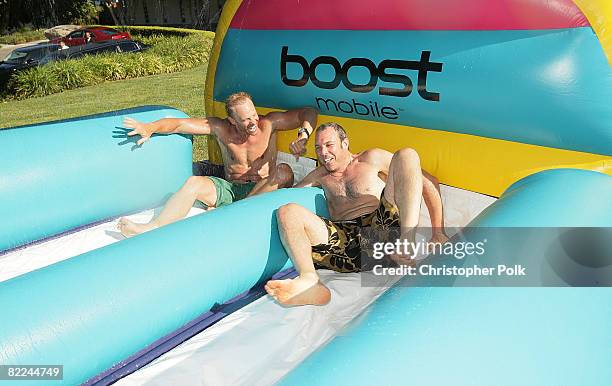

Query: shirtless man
left=265, top=122, right=447, bottom=306
left=117, top=92, right=318, bottom=237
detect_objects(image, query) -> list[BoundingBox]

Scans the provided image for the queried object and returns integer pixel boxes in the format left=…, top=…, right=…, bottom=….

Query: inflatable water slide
left=1, top=0, right=611, bottom=385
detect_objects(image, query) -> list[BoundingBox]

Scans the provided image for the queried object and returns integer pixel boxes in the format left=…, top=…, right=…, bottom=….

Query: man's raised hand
left=124, top=117, right=153, bottom=146
left=289, top=137, right=308, bottom=160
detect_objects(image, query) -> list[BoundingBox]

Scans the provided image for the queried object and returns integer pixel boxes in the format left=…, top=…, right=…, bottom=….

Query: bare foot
left=430, top=231, right=449, bottom=244
left=389, top=252, right=418, bottom=267
left=265, top=273, right=331, bottom=306
left=389, top=232, right=419, bottom=266
left=116, top=217, right=157, bottom=238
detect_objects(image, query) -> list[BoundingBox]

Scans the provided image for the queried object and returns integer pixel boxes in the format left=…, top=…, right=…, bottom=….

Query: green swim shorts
left=207, top=176, right=256, bottom=207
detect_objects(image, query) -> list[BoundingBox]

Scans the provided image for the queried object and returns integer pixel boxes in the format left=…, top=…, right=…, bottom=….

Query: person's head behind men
left=315, top=122, right=351, bottom=172
left=225, top=92, right=260, bottom=136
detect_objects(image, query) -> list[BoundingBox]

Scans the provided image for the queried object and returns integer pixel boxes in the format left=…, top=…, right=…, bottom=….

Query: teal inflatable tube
left=474, top=169, right=612, bottom=227
left=0, top=106, right=192, bottom=253
left=0, top=187, right=328, bottom=385
left=279, top=169, right=612, bottom=386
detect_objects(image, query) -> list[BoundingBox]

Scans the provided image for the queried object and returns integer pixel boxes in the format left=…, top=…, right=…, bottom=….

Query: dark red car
left=50, top=27, right=131, bottom=47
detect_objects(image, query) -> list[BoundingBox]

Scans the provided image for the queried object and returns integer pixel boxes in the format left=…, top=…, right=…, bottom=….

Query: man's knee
left=273, top=163, right=294, bottom=188
left=277, top=203, right=303, bottom=226
left=183, top=176, right=214, bottom=195
left=392, top=147, right=420, bottom=166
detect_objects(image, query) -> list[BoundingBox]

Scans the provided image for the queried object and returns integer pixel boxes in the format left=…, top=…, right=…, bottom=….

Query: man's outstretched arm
left=267, top=107, right=318, bottom=133
left=124, top=117, right=226, bottom=146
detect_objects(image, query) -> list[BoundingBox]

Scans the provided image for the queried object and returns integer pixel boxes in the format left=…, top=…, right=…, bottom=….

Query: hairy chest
left=321, top=163, right=384, bottom=200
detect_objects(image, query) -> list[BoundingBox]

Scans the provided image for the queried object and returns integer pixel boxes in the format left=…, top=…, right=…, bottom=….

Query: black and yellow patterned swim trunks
left=312, top=193, right=400, bottom=273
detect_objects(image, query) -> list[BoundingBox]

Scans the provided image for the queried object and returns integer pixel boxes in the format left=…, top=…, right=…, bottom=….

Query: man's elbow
left=301, top=107, right=319, bottom=121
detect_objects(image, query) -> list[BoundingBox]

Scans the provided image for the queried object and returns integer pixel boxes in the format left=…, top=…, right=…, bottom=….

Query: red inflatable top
left=231, top=0, right=589, bottom=30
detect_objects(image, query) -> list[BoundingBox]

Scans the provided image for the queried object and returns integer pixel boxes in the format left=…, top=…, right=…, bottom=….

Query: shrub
left=9, top=67, right=63, bottom=98
left=110, top=25, right=212, bottom=38
left=6, top=32, right=213, bottom=100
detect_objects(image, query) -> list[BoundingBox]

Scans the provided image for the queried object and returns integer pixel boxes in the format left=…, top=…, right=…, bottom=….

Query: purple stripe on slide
left=0, top=201, right=161, bottom=258
left=0, top=215, right=124, bottom=258
left=82, top=267, right=298, bottom=386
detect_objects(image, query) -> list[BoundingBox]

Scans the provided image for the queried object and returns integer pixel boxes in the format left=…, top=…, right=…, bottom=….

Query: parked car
left=0, top=40, right=147, bottom=90
left=0, top=43, right=62, bottom=88
left=50, top=26, right=131, bottom=47
left=61, top=40, right=147, bottom=59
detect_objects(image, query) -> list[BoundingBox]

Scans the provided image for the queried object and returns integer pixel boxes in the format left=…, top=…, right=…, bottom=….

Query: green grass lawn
left=0, top=64, right=209, bottom=160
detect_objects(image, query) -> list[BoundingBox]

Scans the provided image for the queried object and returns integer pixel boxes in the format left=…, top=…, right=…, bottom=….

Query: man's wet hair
left=225, top=92, right=253, bottom=117
left=316, top=122, right=348, bottom=142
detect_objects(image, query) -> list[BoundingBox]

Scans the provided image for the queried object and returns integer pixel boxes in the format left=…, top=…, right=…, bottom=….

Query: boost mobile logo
left=280, top=46, right=443, bottom=101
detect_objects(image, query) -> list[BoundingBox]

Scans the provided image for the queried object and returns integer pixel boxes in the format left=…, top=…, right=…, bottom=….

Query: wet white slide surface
left=0, top=183, right=495, bottom=385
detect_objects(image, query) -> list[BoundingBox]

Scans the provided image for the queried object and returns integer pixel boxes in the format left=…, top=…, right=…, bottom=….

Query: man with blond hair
left=118, top=92, right=318, bottom=237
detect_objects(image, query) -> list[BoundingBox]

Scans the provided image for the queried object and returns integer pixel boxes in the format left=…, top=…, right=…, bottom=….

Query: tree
left=0, top=0, right=99, bottom=34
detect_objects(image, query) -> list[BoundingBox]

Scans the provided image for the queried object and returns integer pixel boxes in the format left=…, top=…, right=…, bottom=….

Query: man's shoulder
left=257, top=115, right=276, bottom=130
left=306, top=165, right=330, bottom=181
left=314, top=164, right=332, bottom=177
left=211, top=118, right=233, bottom=137
left=294, top=164, right=328, bottom=187
left=210, top=116, right=230, bottom=127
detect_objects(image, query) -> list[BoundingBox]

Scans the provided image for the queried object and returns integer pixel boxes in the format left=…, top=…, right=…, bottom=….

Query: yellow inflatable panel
left=575, top=0, right=612, bottom=67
